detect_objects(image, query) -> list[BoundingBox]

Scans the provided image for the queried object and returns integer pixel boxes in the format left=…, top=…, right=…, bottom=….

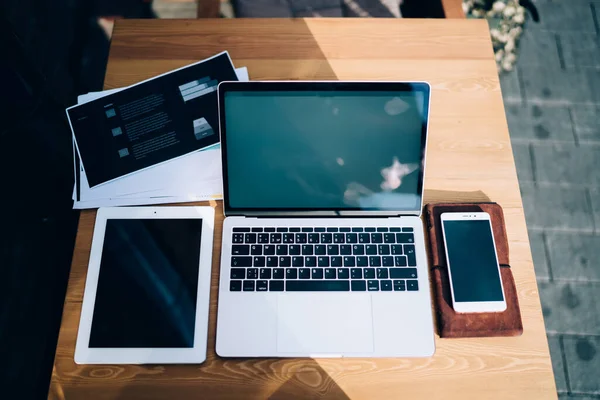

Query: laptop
left=215, top=81, right=435, bottom=358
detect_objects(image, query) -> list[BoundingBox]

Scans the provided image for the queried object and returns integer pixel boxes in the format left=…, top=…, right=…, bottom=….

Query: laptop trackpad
left=277, top=294, right=374, bottom=354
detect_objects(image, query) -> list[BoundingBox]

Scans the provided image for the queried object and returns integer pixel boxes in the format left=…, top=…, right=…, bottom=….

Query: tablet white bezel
left=74, top=206, right=215, bottom=364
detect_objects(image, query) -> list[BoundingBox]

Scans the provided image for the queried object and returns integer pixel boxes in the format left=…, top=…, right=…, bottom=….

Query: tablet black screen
left=89, top=219, right=202, bottom=348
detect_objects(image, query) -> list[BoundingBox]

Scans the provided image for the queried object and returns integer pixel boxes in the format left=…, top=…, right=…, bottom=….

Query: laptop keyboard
left=228, top=227, right=419, bottom=292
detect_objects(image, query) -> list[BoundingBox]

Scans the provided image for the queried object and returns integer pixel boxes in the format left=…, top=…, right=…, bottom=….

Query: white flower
left=462, top=3, right=469, bottom=14
left=495, top=50, right=504, bottom=62
left=503, top=6, right=516, bottom=17
left=505, top=53, right=517, bottom=63
left=472, top=9, right=483, bottom=17
left=502, top=60, right=513, bottom=71
left=493, top=1, right=506, bottom=12
left=490, top=28, right=501, bottom=38
left=513, top=14, right=525, bottom=24
left=504, top=40, right=515, bottom=52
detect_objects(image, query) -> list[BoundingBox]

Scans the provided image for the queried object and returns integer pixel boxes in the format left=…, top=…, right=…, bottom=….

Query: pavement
left=501, top=0, right=600, bottom=398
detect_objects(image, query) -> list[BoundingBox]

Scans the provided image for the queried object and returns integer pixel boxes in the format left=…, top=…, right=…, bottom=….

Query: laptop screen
left=220, top=82, right=429, bottom=214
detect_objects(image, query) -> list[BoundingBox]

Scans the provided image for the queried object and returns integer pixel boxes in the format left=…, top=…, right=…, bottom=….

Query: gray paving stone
left=527, top=1, right=598, bottom=33
left=505, top=104, right=575, bottom=143
left=512, top=143, right=534, bottom=182
left=562, top=335, right=600, bottom=394
left=560, top=33, right=600, bottom=69
left=559, top=394, right=600, bottom=400
left=590, top=188, right=600, bottom=232
left=500, top=68, right=523, bottom=104
left=539, top=281, right=600, bottom=335
left=520, top=67, right=600, bottom=105
left=571, top=106, right=600, bottom=144
left=533, top=144, right=600, bottom=186
left=548, top=335, right=569, bottom=393
left=547, top=233, right=600, bottom=282
left=517, top=29, right=561, bottom=67
left=520, top=184, right=594, bottom=231
left=530, top=231, right=551, bottom=280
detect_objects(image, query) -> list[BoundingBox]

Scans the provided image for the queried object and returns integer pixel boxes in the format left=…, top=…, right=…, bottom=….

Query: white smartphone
left=440, top=212, right=507, bottom=313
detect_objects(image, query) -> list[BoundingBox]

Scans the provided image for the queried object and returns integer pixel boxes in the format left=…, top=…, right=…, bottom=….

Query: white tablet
left=75, top=206, right=215, bottom=364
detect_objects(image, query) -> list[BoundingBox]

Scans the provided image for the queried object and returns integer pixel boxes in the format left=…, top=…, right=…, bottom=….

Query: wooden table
left=50, top=19, right=556, bottom=399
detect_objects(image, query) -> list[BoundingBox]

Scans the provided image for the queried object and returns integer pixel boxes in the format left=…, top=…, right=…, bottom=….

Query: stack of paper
left=69, top=52, right=248, bottom=209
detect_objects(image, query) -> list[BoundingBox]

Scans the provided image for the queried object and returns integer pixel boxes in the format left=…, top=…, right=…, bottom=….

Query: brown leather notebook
left=424, top=203, right=523, bottom=338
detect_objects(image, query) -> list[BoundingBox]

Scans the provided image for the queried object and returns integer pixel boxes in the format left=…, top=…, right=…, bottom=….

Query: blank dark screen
left=443, top=220, right=504, bottom=303
left=89, top=219, right=202, bottom=348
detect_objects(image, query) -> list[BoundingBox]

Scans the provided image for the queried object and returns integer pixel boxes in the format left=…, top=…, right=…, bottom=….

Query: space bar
left=286, top=281, right=350, bottom=291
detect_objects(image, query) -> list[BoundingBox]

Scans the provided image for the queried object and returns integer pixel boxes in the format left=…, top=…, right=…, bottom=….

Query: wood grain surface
left=49, top=19, right=556, bottom=399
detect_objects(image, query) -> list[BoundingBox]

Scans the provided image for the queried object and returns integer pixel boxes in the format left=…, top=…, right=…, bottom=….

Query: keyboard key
left=377, top=268, right=389, bottom=279
left=243, top=281, right=255, bottom=291
left=233, top=227, right=250, bottom=232
left=232, top=234, right=244, bottom=243
left=390, top=227, right=401, bottom=232
left=251, top=227, right=263, bottom=232
left=351, top=268, right=363, bottom=279
left=308, top=233, right=320, bottom=243
left=331, top=256, right=342, bottom=267
left=302, top=245, right=313, bottom=255
left=321, top=233, right=333, bottom=243
left=371, top=233, right=383, bottom=243
left=251, top=245, right=262, bottom=255
left=346, top=233, right=358, bottom=243
left=390, top=268, right=418, bottom=279
left=299, top=268, right=311, bottom=279
left=381, top=280, right=392, bottom=291
left=280, top=256, right=291, bottom=267
left=270, top=233, right=282, bottom=243
left=264, top=245, right=276, bottom=255
left=259, top=268, right=271, bottom=279
left=289, top=245, right=301, bottom=255
left=245, top=233, right=257, bottom=243
left=356, top=256, right=368, bottom=267
left=325, top=268, right=336, bottom=279
left=334, top=233, right=345, bottom=243
left=257, top=280, right=268, bottom=291
left=283, top=233, right=295, bottom=243
left=230, top=268, right=245, bottom=279
left=382, top=256, right=394, bottom=267
left=230, top=280, right=242, bottom=291
left=270, top=280, right=284, bottom=291
left=289, top=227, right=301, bottom=232
left=340, top=245, right=352, bottom=255
left=404, top=245, right=416, bottom=266
left=393, top=280, right=406, bottom=291
left=232, top=245, right=250, bottom=255
left=366, top=245, right=377, bottom=255
left=327, top=227, right=338, bottom=232
left=292, top=256, right=304, bottom=267
left=277, top=227, right=288, bottom=232
left=351, top=280, right=367, bottom=291
left=253, top=256, right=265, bottom=267
left=232, top=256, right=252, bottom=267
left=369, top=256, right=381, bottom=267
left=247, top=268, right=258, bottom=279
left=314, top=228, right=326, bottom=232
left=276, top=245, right=288, bottom=255
left=384, top=233, right=396, bottom=243
left=264, top=228, right=276, bottom=232
left=327, top=245, right=339, bottom=255
left=343, top=256, right=356, bottom=267
left=368, top=280, right=380, bottom=291
left=396, top=233, right=414, bottom=244
left=286, top=268, right=297, bottom=279
left=296, top=233, right=307, bottom=243
left=378, top=244, right=390, bottom=255
left=402, top=227, right=414, bottom=232
left=315, top=245, right=326, bottom=255
left=266, top=256, right=278, bottom=267
left=273, top=268, right=284, bottom=279
left=407, top=280, right=419, bottom=291
left=364, top=268, right=375, bottom=279
left=352, top=227, right=364, bottom=232
left=391, top=245, right=403, bottom=255
left=377, top=227, right=389, bottom=232
left=312, top=268, right=324, bottom=279
left=359, top=233, right=370, bottom=243
left=302, top=227, right=313, bottom=232
left=340, top=227, right=351, bottom=232
left=395, top=256, right=408, bottom=267
left=318, top=256, right=329, bottom=267
left=305, top=256, right=317, bottom=267
left=365, top=227, right=376, bottom=232
left=287, top=281, right=350, bottom=291
left=338, top=268, right=350, bottom=279
left=258, top=233, right=269, bottom=243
